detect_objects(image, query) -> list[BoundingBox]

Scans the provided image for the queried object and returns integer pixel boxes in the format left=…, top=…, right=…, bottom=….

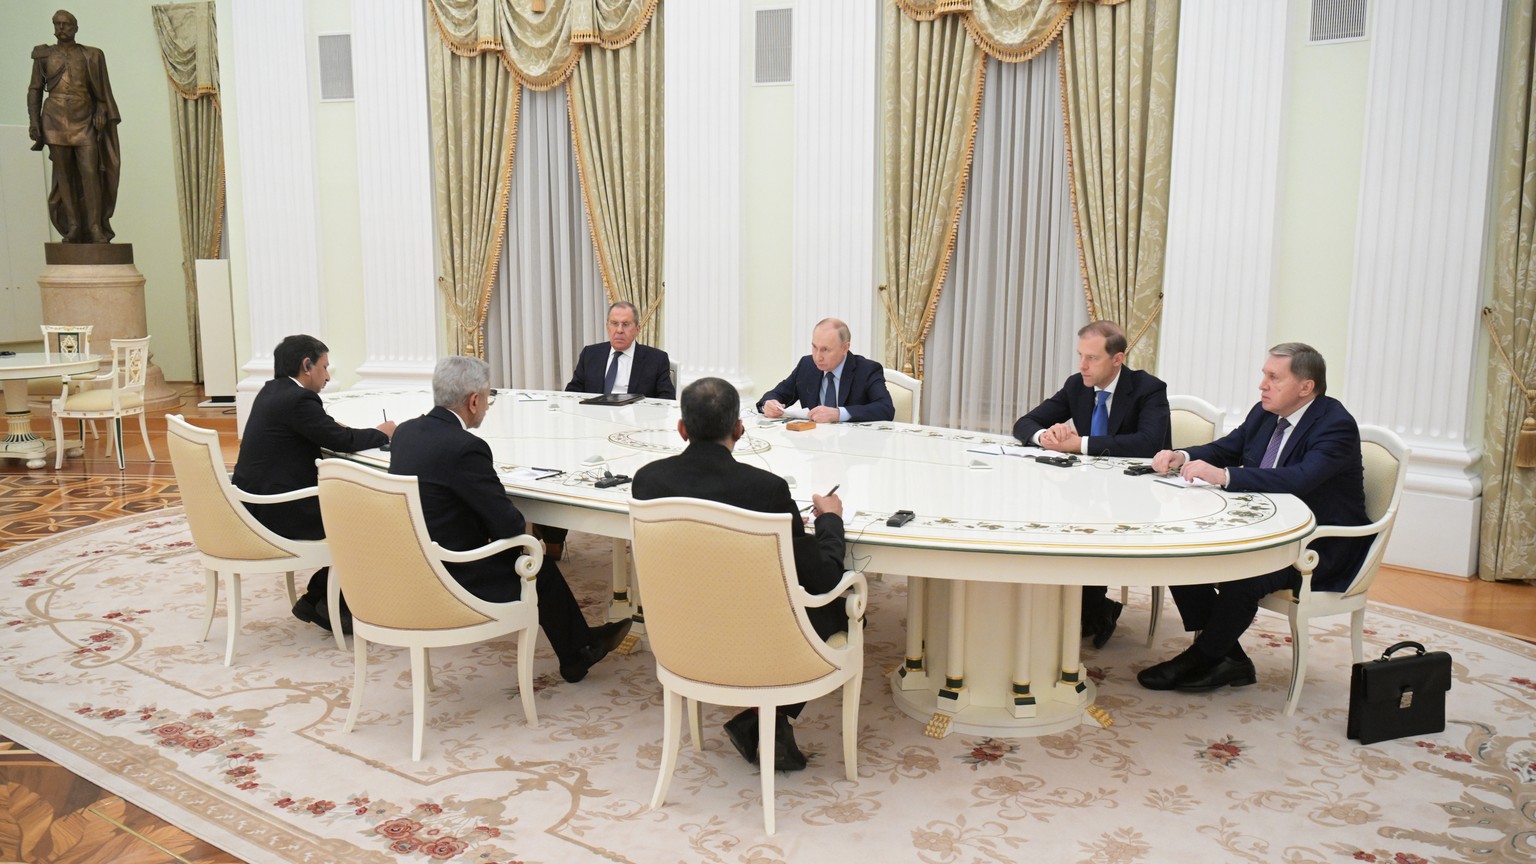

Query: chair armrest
left=431, top=533, right=543, bottom=580
left=231, top=485, right=319, bottom=505
left=800, top=570, right=869, bottom=621
left=1294, top=514, right=1389, bottom=575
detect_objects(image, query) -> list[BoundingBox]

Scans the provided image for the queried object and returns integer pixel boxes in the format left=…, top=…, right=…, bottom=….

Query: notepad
left=965, top=443, right=1042, bottom=458
left=513, top=391, right=547, bottom=402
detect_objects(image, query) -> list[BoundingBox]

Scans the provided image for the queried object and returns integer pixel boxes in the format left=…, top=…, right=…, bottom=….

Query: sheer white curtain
left=925, top=49, right=1084, bottom=435
left=485, top=87, right=604, bottom=389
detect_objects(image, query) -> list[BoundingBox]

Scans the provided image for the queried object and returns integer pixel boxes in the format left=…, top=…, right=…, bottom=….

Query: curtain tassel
left=1517, top=414, right=1536, bottom=469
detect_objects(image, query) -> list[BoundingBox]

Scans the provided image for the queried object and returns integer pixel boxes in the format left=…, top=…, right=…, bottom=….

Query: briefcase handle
left=1379, top=640, right=1426, bottom=660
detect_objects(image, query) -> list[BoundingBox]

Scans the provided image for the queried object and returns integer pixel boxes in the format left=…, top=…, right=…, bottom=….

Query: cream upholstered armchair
left=1129, top=394, right=1225, bottom=645
left=52, top=336, right=155, bottom=470
left=883, top=368, right=923, bottom=425
left=30, top=324, right=95, bottom=405
left=1259, top=424, right=1408, bottom=715
left=629, top=497, right=866, bottom=835
left=317, top=459, right=542, bottom=762
left=165, top=414, right=331, bottom=665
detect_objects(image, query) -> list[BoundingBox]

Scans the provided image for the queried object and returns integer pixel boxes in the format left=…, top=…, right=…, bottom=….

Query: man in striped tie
left=1139, top=343, right=1371, bottom=693
left=1012, top=320, right=1172, bottom=648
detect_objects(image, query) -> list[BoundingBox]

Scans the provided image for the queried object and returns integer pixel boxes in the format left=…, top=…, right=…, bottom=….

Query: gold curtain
left=1059, top=0, right=1179, bottom=371
left=428, top=0, right=657, bottom=90
left=880, top=8, right=985, bottom=377
left=567, top=10, right=664, bottom=347
left=896, top=0, right=1073, bottom=62
left=151, top=1, right=224, bottom=382
left=425, top=0, right=661, bottom=352
left=1480, top=0, right=1536, bottom=582
left=427, top=36, right=521, bottom=356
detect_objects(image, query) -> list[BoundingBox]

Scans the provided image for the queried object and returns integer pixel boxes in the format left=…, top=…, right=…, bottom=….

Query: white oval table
left=324, top=388, right=1315, bottom=737
left=0, top=352, right=101, bottom=469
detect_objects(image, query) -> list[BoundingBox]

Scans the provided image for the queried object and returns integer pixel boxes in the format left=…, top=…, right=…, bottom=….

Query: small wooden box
left=785, top=420, right=817, bottom=432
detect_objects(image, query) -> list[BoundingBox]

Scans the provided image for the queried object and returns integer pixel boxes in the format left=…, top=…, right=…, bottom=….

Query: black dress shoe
left=312, top=598, right=353, bottom=635
left=1137, top=646, right=1211, bottom=690
left=1175, top=655, right=1257, bottom=692
left=772, top=714, right=808, bottom=772
left=724, top=709, right=758, bottom=764
left=292, top=597, right=332, bottom=632
left=1090, top=600, right=1124, bottom=649
left=559, top=618, right=633, bottom=683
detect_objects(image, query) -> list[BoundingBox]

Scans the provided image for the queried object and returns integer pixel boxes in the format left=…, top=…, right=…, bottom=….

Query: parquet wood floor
left=0, top=385, right=1530, bottom=862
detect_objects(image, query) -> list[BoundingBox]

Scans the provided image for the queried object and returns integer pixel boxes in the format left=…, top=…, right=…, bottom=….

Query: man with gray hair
left=390, top=356, right=630, bottom=683
left=565, top=301, right=675, bottom=399
left=1140, top=343, right=1370, bottom=693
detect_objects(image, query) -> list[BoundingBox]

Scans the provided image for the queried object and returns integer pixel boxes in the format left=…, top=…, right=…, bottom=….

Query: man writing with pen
left=632, top=377, right=851, bottom=772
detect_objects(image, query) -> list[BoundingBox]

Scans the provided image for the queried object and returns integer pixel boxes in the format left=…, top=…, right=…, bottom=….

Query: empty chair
left=1258, top=424, right=1408, bottom=715
left=317, top=458, right=541, bottom=762
left=52, top=336, right=154, bottom=470
left=883, top=368, right=923, bottom=425
left=630, top=496, right=866, bottom=835
left=165, top=414, right=330, bottom=665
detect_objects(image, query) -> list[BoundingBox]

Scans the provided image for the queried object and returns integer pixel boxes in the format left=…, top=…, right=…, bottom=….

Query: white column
left=230, top=0, right=324, bottom=428
left=351, top=0, right=439, bottom=388
left=1158, top=0, right=1289, bottom=428
left=663, top=0, right=750, bottom=390
left=791, top=0, right=877, bottom=354
left=1344, top=0, right=1502, bottom=576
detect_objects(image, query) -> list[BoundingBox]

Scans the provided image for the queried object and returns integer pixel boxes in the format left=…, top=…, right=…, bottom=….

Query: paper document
left=1154, top=475, right=1212, bottom=488
left=965, top=443, right=1043, bottom=458
left=513, top=392, right=547, bottom=402
left=499, top=467, right=562, bottom=484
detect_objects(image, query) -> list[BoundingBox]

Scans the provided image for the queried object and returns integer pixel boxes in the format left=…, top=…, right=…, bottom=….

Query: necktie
left=821, top=371, right=837, bottom=408
left=603, top=351, right=620, bottom=394
left=1090, top=390, right=1110, bottom=437
left=1260, top=417, right=1291, bottom=469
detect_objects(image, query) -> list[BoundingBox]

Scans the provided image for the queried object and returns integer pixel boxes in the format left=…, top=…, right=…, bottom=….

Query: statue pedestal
left=34, top=243, right=181, bottom=414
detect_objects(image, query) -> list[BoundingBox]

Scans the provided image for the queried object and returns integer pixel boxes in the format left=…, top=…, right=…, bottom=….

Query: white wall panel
left=791, top=0, right=877, bottom=355
left=1159, top=0, right=1289, bottom=428
left=664, top=0, right=749, bottom=389
left=351, top=0, right=438, bottom=387
left=230, top=0, right=324, bottom=430
left=1345, top=0, right=1502, bottom=575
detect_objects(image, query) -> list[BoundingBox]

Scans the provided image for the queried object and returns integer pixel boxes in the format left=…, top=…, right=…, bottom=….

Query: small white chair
left=165, top=415, right=331, bottom=665
left=1258, top=424, right=1408, bottom=715
left=52, top=336, right=155, bottom=470
left=1130, top=394, right=1224, bottom=645
left=317, top=459, right=542, bottom=761
left=630, top=497, right=866, bottom=835
left=883, top=368, right=923, bottom=425
left=30, top=324, right=94, bottom=401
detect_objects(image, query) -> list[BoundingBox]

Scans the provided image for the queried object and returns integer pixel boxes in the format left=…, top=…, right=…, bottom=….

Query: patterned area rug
left=0, top=510, right=1531, bottom=864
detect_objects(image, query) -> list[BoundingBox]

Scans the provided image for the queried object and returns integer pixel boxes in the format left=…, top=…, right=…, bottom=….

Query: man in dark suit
left=1140, top=342, right=1371, bottom=692
left=1013, top=320, right=1172, bottom=648
left=546, top=301, right=675, bottom=561
left=233, top=334, right=394, bottom=632
left=565, top=301, right=676, bottom=399
left=757, top=318, right=894, bottom=423
left=634, top=377, right=850, bottom=771
left=390, top=356, right=630, bottom=683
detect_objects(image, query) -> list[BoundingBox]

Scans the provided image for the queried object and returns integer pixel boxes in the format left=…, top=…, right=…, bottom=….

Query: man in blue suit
left=565, top=301, right=675, bottom=400
left=756, top=318, right=894, bottom=423
left=1013, top=320, right=1171, bottom=648
left=1140, top=343, right=1371, bottom=692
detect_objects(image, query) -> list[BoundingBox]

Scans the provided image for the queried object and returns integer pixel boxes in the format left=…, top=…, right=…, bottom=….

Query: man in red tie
left=1140, top=343, right=1372, bottom=692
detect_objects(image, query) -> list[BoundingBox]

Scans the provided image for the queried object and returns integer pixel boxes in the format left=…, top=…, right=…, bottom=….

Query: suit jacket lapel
left=1278, top=397, right=1325, bottom=467
left=838, top=355, right=855, bottom=406
left=1106, top=370, right=1132, bottom=433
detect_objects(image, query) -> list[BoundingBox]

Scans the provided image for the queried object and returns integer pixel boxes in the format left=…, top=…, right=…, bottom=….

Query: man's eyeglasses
left=484, top=389, right=498, bottom=406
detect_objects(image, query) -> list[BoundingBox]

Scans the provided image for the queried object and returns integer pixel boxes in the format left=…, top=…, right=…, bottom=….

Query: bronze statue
left=27, top=9, right=121, bottom=244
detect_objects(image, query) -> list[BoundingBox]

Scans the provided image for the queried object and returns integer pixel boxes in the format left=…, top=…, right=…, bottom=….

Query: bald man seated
left=756, top=318, right=894, bottom=423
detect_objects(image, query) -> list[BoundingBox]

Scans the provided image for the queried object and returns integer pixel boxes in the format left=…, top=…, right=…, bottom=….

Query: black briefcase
left=1347, top=641, right=1452, bottom=745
